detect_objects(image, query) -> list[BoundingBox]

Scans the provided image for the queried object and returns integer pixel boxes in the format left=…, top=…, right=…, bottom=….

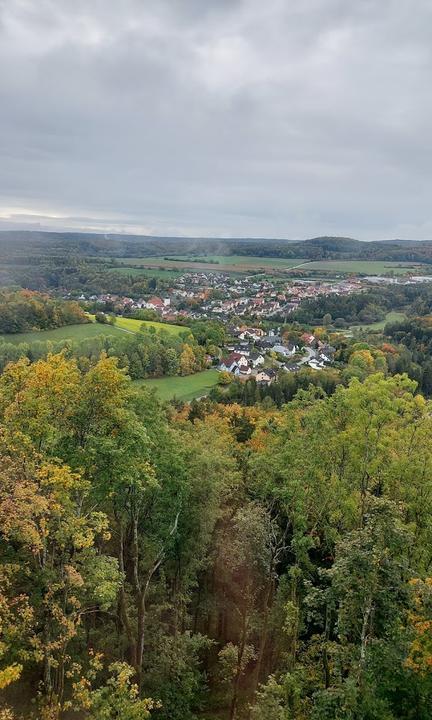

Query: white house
left=272, top=343, right=298, bottom=358
left=219, top=353, right=249, bottom=373
left=249, top=352, right=265, bottom=368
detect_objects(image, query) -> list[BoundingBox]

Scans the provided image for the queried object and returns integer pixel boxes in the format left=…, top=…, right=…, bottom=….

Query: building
left=249, top=352, right=265, bottom=368
left=257, top=334, right=282, bottom=349
left=272, top=343, right=298, bottom=358
left=255, top=368, right=277, bottom=384
left=284, top=363, right=301, bottom=373
left=219, top=353, right=249, bottom=373
left=145, top=296, right=165, bottom=311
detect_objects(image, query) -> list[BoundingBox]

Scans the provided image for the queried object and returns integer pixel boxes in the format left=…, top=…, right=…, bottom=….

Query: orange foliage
left=381, top=343, right=397, bottom=354
left=405, top=578, right=432, bottom=674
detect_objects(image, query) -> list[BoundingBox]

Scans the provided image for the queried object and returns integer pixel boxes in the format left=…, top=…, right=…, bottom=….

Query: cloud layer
left=0, top=0, right=431, bottom=239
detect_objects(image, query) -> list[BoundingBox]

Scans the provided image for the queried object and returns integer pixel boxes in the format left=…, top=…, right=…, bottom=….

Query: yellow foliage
left=179, top=344, right=196, bottom=375
left=0, top=663, right=22, bottom=690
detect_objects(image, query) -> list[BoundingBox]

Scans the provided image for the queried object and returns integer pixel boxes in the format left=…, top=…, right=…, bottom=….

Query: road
left=298, top=347, right=316, bottom=365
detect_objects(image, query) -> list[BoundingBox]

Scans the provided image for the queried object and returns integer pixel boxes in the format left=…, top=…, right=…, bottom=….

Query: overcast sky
left=0, top=0, right=431, bottom=240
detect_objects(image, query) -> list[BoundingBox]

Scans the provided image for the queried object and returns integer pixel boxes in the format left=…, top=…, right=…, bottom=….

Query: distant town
left=75, top=268, right=432, bottom=324
left=75, top=271, right=366, bottom=321
left=61, top=267, right=432, bottom=386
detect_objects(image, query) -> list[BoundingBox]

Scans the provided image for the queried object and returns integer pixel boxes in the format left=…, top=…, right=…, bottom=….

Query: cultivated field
left=301, top=260, right=428, bottom=275
left=112, top=256, right=430, bottom=276
left=114, top=255, right=307, bottom=274
left=134, top=368, right=219, bottom=401
left=163, top=255, right=307, bottom=268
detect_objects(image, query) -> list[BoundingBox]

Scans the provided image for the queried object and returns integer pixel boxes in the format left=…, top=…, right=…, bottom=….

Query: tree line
left=0, top=325, right=210, bottom=379
left=0, top=290, right=88, bottom=334
left=292, top=284, right=432, bottom=327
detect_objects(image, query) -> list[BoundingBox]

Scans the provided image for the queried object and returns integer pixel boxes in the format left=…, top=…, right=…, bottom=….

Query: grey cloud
left=0, top=0, right=431, bottom=239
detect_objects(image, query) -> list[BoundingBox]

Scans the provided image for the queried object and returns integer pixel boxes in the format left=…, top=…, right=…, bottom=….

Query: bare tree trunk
left=230, top=609, right=248, bottom=720
left=135, top=511, right=180, bottom=689
left=358, top=596, right=373, bottom=681
left=323, top=602, right=331, bottom=689
left=251, top=576, right=274, bottom=693
left=118, top=523, right=137, bottom=667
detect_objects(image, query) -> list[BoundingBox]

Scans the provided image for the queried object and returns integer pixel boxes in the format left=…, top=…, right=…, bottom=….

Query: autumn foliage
left=1, top=356, right=432, bottom=718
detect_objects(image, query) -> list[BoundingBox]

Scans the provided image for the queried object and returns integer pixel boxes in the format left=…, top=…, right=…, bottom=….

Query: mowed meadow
left=134, top=368, right=219, bottom=401
left=0, top=316, right=186, bottom=344
left=113, top=316, right=185, bottom=335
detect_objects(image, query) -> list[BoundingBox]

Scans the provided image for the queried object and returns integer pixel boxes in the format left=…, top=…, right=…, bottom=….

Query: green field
left=112, top=256, right=429, bottom=277
left=0, top=322, right=128, bottom=345
left=114, top=255, right=307, bottom=274
left=0, top=317, right=186, bottom=345
left=134, top=369, right=219, bottom=401
left=301, top=260, right=427, bottom=275
left=161, top=255, right=307, bottom=268
left=355, top=311, right=406, bottom=331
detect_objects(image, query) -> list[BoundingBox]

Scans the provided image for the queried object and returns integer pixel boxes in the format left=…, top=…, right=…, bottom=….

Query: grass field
left=0, top=317, right=186, bottom=345
left=114, top=255, right=307, bottom=274
left=113, top=316, right=185, bottom=335
left=134, top=369, right=219, bottom=401
left=163, top=255, right=307, bottom=268
left=300, top=260, right=427, bottom=275
left=0, top=322, right=128, bottom=345
left=354, top=311, right=406, bottom=331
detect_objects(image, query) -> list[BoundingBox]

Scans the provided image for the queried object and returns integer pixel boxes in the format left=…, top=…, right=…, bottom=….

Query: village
left=72, top=269, right=347, bottom=385
left=216, top=325, right=336, bottom=382
left=79, top=269, right=364, bottom=322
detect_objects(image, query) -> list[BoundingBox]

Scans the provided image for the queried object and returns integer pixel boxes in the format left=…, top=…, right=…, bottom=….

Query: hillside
left=1, top=230, right=432, bottom=264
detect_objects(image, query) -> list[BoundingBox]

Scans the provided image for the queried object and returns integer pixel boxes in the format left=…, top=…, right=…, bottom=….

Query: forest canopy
left=1, top=352, right=432, bottom=719
left=0, top=290, right=88, bottom=333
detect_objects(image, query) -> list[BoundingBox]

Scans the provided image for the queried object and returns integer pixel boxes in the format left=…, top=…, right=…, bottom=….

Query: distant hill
left=293, top=236, right=432, bottom=262
left=0, top=230, right=432, bottom=263
left=377, top=238, right=429, bottom=246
